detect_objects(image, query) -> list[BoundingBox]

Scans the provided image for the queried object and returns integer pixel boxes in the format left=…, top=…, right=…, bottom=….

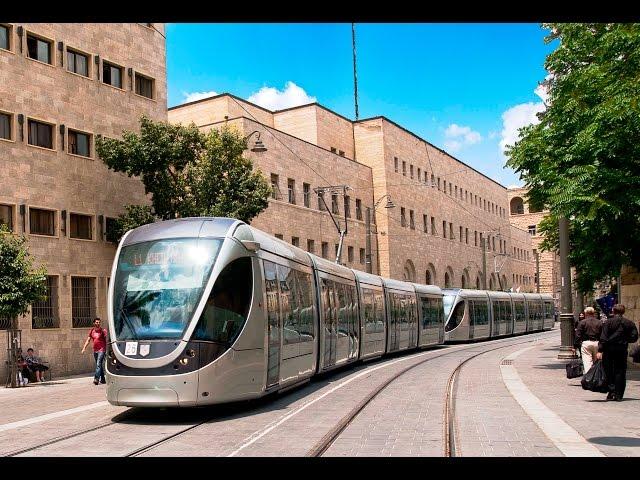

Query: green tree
left=96, top=116, right=271, bottom=239
left=506, top=24, right=640, bottom=293
left=0, top=224, right=47, bottom=320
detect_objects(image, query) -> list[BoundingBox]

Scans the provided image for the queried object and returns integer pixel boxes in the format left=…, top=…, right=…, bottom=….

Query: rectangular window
left=321, top=241, right=328, bottom=259
left=449, top=222, right=454, bottom=240
left=105, top=217, right=118, bottom=243
left=475, top=231, right=478, bottom=246
left=442, top=220, right=446, bottom=238
left=331, top=194, right=339, bottom=215
left=318, top=192, right=325, bottom=211
left=348, top=246, right=354, bottom=263
left=135, top=73, right=154, bottom=99
left=402, top=161, right=406, bottom=176
left=68, top=129, right=91, bottom=157
left=528, top=225, right=537, bottom=235
left=0, top=112, right=11, bottom=140
left=70, top=213, right=93, bottom=240
left=0, top=204, right=13, bottom=231
left=26, top=33, right=51, bottom=64
left=344, top=195, right=351, bottom=218
left=360, top=248, right=365, bottom=264
left=71, top=277, right=96, bottom=328
left=409, top=210, right=415, bottom=230
left=394, top=157, right=398, bottom=173
left=423, top=214, right=428, bottom=233
left=29, top=208, right=55, bottom=236
left=443, top=180, right=447, bottom=192
left=32, top=276, right=59, bottom=329
left=431, top=217, right=436, bottom=235
left=275, top=233, right=283, bottom=240
left=0, top=24, right=9, bottom=51
left=307, top=239, right=315, bottom=254
left=67, top=48, right=89, bottom=77
left=449, top=183, right=452, bottom=195
left=401, top=207, right=406, bottom=227
left=465, top=228, right=469, bottom=244
left=410, top=164, right=414, bottom=179
left=287, top=178, right=296, bottom=204
left=303, top=183, right=310, bottom=208
left=455, top=185, right=458, bottom=197
left=459, top=226, right=463, bottom=242
left=291, top=236, right=299, bottom=247
left=28, top=119, right=53, bottom=149
left=417, top=167, right=421, bottom=180
left=102, top=61, right=123, bottom=88
left=270, top=173, right=279, bottom=200
left=355, top=198, right=362, bottom=221
left=437, top=177, right=441, bottom=190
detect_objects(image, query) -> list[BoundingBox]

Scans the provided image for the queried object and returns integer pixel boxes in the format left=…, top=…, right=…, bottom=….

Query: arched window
left=444, top=272, right=451, bottom=288
left=510, top=197, right=524, bottom=215
left=461, top=275, right=466, bottom=288
left=403, top=259, right=416, bottom=283
left=425, top=270, right=432, bottom=285
left=489, top=277, right=494, bottom=290
left=476, top=277, right=481, bottom=289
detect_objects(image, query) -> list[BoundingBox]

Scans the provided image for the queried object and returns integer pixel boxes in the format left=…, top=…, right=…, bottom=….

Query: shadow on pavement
left=533, top=363, right=566, bottom=370
left=588, top=436, right=640, bottom=447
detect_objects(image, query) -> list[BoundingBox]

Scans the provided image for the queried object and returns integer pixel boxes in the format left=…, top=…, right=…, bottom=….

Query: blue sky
left=166, top=23, right=556, bottom=187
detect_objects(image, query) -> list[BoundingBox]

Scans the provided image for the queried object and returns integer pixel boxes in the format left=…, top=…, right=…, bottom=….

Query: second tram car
left=106, top=217, right=553, bottom=407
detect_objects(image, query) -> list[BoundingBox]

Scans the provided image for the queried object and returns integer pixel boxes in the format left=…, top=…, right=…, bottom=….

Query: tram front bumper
left=106, top=371, right=199, bottom=407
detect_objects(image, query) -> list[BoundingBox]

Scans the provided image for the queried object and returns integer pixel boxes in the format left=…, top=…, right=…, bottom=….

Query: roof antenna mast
left=352, top=22, right=359, bottom=120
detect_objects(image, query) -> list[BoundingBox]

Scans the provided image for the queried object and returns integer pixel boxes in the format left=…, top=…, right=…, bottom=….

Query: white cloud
left=499, top=102, right=545, bottom=155
left=507, top=184, right=523, bottom=189
left=443, top=140, right=463, bottom=152
left=183, top=90, right=218, bottom=103
left=443, top=123, right=482, bottom=152
left=247, top=81, right=316, bottom=111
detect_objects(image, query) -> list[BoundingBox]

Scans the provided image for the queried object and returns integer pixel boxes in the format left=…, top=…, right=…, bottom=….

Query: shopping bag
left=629, top=344, right=640, bottom=363
left=581, top=359, right=608, bottom=393
left=566, top=359, right=583, bottom=379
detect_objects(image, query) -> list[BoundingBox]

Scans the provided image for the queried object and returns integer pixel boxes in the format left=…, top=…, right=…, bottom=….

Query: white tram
left=105, top=218, right=551, bottom=407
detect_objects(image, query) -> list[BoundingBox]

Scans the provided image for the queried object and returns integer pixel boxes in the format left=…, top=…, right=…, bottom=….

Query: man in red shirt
left=81, top=317, right=108, bottom=385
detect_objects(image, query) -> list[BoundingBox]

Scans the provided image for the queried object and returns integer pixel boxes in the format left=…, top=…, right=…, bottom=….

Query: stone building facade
left=507, top=187, right=561, bottom=307
left=0, top=23, right=167, bottom=380
left=169, top=94, right=536, bottom=295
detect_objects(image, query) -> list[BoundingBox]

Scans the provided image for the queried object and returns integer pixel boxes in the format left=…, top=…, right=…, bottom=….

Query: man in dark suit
left=597, top=304, right=639, bottom=401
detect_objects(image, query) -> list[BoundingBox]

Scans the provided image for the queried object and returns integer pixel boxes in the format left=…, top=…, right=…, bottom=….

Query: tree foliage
left=0, top=224, right=47, bottom=320
left=506, top=24, right=640, bottom=293
left=96, top=116, right=271, bottom=239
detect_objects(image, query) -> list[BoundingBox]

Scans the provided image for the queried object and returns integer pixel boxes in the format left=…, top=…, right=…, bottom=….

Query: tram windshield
left=112, top=238, right=222, bottom=340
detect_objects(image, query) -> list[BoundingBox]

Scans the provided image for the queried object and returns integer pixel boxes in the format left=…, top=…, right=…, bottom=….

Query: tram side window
left=374, top=292, right=385, bottom=333
left=362, top=288, right=375, bottom=334
left=472, top=300, right=488, bottom=326
left=515, top=301, right=525, bottom=321
left=279, top=265, right=298, bottom=345
left=336, top=282, right=349, bottom=336
left=446, top=301, right=465, bottom=331
left=296, top=270, right=315, bottom=339
left=192, top=257, right=253, bottom=344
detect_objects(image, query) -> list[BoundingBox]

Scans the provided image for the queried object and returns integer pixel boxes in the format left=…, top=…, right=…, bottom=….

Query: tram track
left=3, top=331, right=555, bottom=458
left=306, top=331, right=555, bottom=457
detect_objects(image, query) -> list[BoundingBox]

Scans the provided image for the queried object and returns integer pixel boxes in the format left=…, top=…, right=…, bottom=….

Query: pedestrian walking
left=575, top=307, right=602, bottom=373
left=596, top=304, right=639, bottom=401
left=81, top=317, right=108, bottom=385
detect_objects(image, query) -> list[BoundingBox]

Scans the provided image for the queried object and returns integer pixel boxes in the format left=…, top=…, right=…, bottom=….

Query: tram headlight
left=186, top=349, right=196, bottom=358
left=179, top=357, right=189, bottom=366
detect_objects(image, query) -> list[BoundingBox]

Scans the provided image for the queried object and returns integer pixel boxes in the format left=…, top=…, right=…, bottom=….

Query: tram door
left=321, top=278, right=337, bottom=368
left=264, top=261, right=281, bottom=388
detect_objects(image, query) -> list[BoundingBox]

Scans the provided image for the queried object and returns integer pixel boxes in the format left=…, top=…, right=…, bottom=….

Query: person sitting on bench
left=24, top=348, right=48, bottom=383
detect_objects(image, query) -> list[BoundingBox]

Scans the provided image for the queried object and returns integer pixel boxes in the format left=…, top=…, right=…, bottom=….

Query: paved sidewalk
left=514, top=335, right=640, bottom=457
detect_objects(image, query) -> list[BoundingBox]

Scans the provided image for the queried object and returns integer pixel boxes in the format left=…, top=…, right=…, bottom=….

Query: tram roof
left=382, top=277, right=415, bottom=293
left=122, top=217, right=240, bottom=246
left=412, top=283, right=443, bottom=296
left=241, top=225, right=313, bottom=267
left=310, top=254, right=356, bottom=281
left=352, top=269, right=384, bottom=287
left=442, top=288, right=490, bottom=299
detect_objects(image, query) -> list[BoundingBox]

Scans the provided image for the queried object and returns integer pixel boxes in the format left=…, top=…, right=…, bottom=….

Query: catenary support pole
left=481, top=236, right=487, bottom=289
left=365, top=207, right=372, bottom=273
left=558, top=216, right=577, bottom=359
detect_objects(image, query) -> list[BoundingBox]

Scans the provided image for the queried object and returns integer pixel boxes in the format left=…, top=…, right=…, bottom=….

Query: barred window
left=0, top=315, right=15, bottom=330
left=331, top=194, right=339, bottom=215
left=344, top=195, right=351, bottom=218
left=72, top=277, right=96, bottom=328
left=32, top=276, right=59, bottom=329
left=303, top=183, right=311, bottom=208
left=287, top=178, right=296, bottom=204
left=355, top=198, right=362, bottom=220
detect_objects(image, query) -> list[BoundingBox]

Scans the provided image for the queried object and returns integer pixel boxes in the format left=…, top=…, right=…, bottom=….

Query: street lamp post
left=365, top=195, right=395, bottom=274
left=558, top=215, right=577, bottom=359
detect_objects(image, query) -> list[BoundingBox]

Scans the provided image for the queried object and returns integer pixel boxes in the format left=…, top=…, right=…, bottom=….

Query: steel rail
left=307, top=331, right=554, bottom=457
